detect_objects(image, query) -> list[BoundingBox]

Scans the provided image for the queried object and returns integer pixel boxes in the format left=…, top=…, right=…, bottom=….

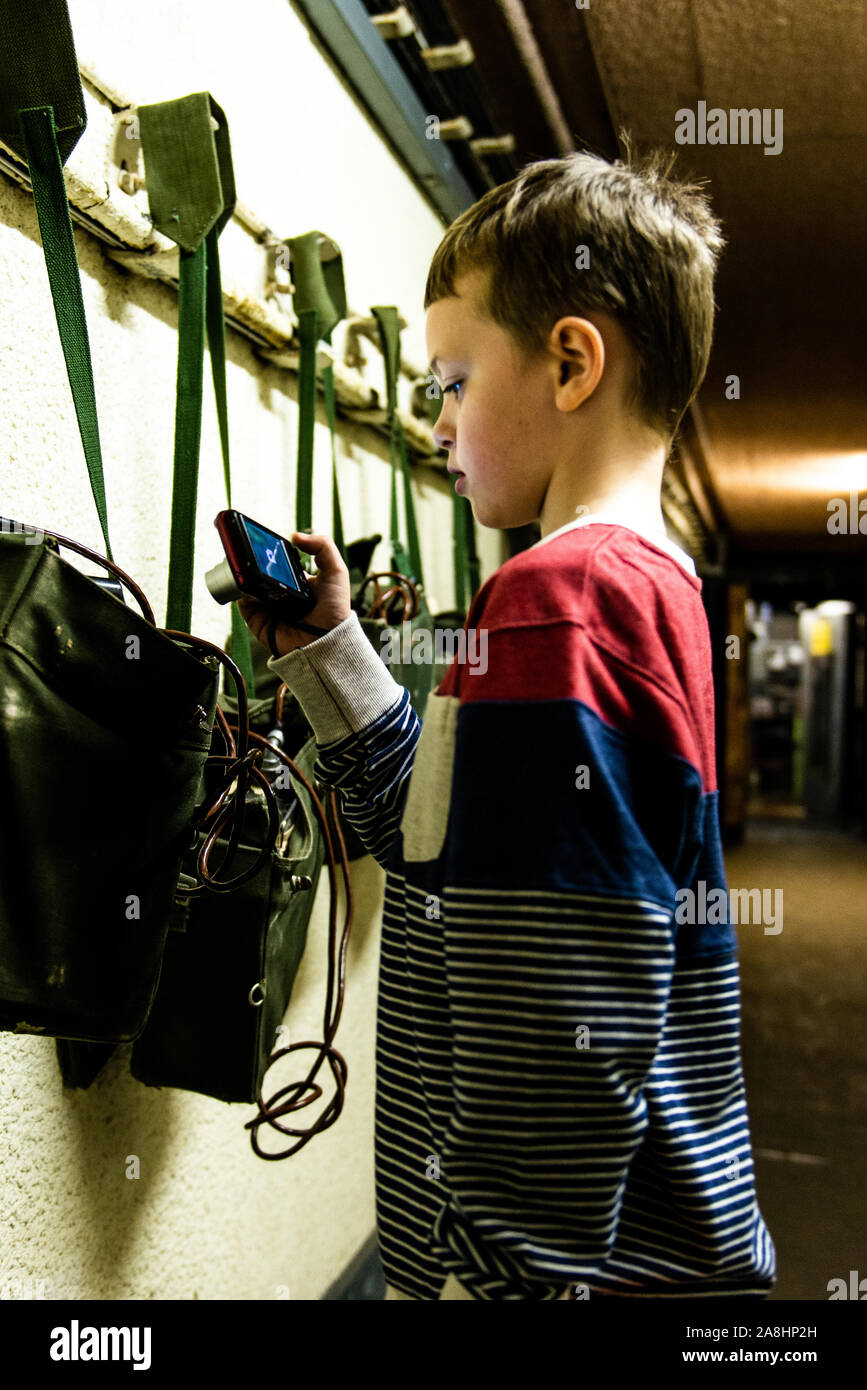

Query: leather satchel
left=0, top=20, right=223, bottom=1048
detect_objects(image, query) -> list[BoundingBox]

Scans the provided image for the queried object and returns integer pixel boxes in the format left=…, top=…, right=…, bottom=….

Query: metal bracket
left=470, top=134, right=516, bottom=157
left=420, top=39, right=475, bottom=71
left=344, top=312, right=408, bottom=373
left=370, top=5, right=416, bottom=40
left=436, top=116, right=474, bottom=141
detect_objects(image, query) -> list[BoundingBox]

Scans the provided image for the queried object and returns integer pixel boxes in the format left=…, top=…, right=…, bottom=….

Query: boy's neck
left=538, top=428, right=668, bottom=541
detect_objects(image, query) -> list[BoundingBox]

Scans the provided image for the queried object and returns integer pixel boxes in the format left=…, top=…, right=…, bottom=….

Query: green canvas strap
left=294, top=309, right=317, bottom=565
left=418, top=385, right=479, bottom=611
left=16, top=105, right=114, bottom=563
left=287, top=249, right=475, bottom=614
left=287, top=232, right=348, bottom=573
left=203, top=219, right=255, bottom=696
left=322, top=355, right=345, bottom=562
left=137, top=91, right=254, bottom=694
left=371, top=306, right=425, bottom=589
left=0, top=0, right=84, bottom=162
left=448, top=469, right=480, bottom=612
left=0, top=0, right=114, bottom=560
left=459, top=488, right=481, bottom=606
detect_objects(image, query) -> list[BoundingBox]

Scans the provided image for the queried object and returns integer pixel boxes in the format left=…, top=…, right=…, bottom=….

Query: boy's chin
left=464, top=489, right=537, bottom=532
left=484, top=505, right=538, bottom=531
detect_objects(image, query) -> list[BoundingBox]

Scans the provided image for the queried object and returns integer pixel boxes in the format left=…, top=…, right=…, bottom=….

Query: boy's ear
left=549, top=317, right=605, bottom=410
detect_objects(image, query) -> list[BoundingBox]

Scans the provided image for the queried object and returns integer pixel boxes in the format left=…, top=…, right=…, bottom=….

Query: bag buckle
left=175, top=871, right=199, bottom=902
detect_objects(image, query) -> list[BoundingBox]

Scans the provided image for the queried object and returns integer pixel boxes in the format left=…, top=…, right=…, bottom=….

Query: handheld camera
left=205, top=510, right=316, bottom=624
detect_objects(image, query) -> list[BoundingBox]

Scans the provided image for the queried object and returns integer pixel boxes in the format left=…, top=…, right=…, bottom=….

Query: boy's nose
left=432, top=414, right=454, bottom=451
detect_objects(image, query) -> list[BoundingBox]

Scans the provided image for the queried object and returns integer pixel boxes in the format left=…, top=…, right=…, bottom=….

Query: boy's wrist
left=266, top=611, right=403, bottom=745
left=275, top=612, right=351, bottom=654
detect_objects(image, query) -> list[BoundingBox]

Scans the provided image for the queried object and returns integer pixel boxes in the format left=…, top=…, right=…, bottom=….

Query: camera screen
left=244, top=519, right=300, bottom=591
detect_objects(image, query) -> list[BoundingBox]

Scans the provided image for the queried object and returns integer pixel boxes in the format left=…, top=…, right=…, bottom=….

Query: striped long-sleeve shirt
left=267, top=516, right=777, bottom=1300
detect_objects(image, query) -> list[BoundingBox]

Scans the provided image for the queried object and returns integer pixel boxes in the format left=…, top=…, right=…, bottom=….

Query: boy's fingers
left=291, top=531, right=336, bottom=563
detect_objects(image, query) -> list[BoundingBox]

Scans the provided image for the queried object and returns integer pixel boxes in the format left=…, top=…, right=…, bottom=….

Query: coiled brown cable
left=26, top=519, right=354, bottom=1151
left=161, top=631, right=280, bottom=893
left=240, top=728, right=354, bottom=1161
left=355, top=570, right=420, bottom=623
left=16, top=520, right=156, bottom=624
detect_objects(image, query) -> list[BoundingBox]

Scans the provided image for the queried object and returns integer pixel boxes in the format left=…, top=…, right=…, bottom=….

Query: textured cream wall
left=0, top=0, right=503, bottom=1300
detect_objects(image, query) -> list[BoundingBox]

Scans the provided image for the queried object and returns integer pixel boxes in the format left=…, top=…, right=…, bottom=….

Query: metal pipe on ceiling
left=492, top=0, right=575, bottom=154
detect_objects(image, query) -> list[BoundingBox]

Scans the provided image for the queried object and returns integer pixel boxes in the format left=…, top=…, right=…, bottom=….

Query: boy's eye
left=443, top=381, right=463, bottom=398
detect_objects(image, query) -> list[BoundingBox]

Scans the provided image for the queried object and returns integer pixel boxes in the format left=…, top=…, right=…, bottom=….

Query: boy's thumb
left=292, top=530, right=336, bottom=559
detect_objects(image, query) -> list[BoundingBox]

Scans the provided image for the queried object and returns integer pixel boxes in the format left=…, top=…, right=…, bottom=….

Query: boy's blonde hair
left=424, top=147, right=724, bottom=443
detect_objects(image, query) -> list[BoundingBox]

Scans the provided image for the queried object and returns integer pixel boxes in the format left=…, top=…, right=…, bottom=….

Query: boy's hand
left=236, top=531, right=352, bottom=657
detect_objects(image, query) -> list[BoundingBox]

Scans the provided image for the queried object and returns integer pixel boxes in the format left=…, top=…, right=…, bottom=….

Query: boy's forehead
left=425, top=270, right=490, bottom=361
left=428, top=268, right=486, bottom=321
left=425, top=294, right=465, bottom=345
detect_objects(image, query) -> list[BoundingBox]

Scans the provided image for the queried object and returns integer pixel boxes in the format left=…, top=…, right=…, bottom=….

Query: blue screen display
left=244, top=520, right=299, bottom=591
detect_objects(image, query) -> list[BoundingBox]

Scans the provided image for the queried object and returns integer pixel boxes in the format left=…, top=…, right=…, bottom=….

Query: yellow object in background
left=809, top=618, right=833, bottom=657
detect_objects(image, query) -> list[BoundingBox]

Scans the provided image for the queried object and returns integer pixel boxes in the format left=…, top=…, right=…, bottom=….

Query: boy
left=239, top=149, right=777, bottom=1301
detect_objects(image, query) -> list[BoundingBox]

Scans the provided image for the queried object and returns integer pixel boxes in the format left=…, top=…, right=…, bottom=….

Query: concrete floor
left=728, top=818, right=867, bottom=1300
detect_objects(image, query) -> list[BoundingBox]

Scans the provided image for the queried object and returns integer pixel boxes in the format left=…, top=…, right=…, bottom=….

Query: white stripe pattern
left=313, top=689, right=776, bottom=1300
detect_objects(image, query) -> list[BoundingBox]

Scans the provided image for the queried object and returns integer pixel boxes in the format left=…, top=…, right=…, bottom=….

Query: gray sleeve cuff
left=265, top=610, right=404, bottom=747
